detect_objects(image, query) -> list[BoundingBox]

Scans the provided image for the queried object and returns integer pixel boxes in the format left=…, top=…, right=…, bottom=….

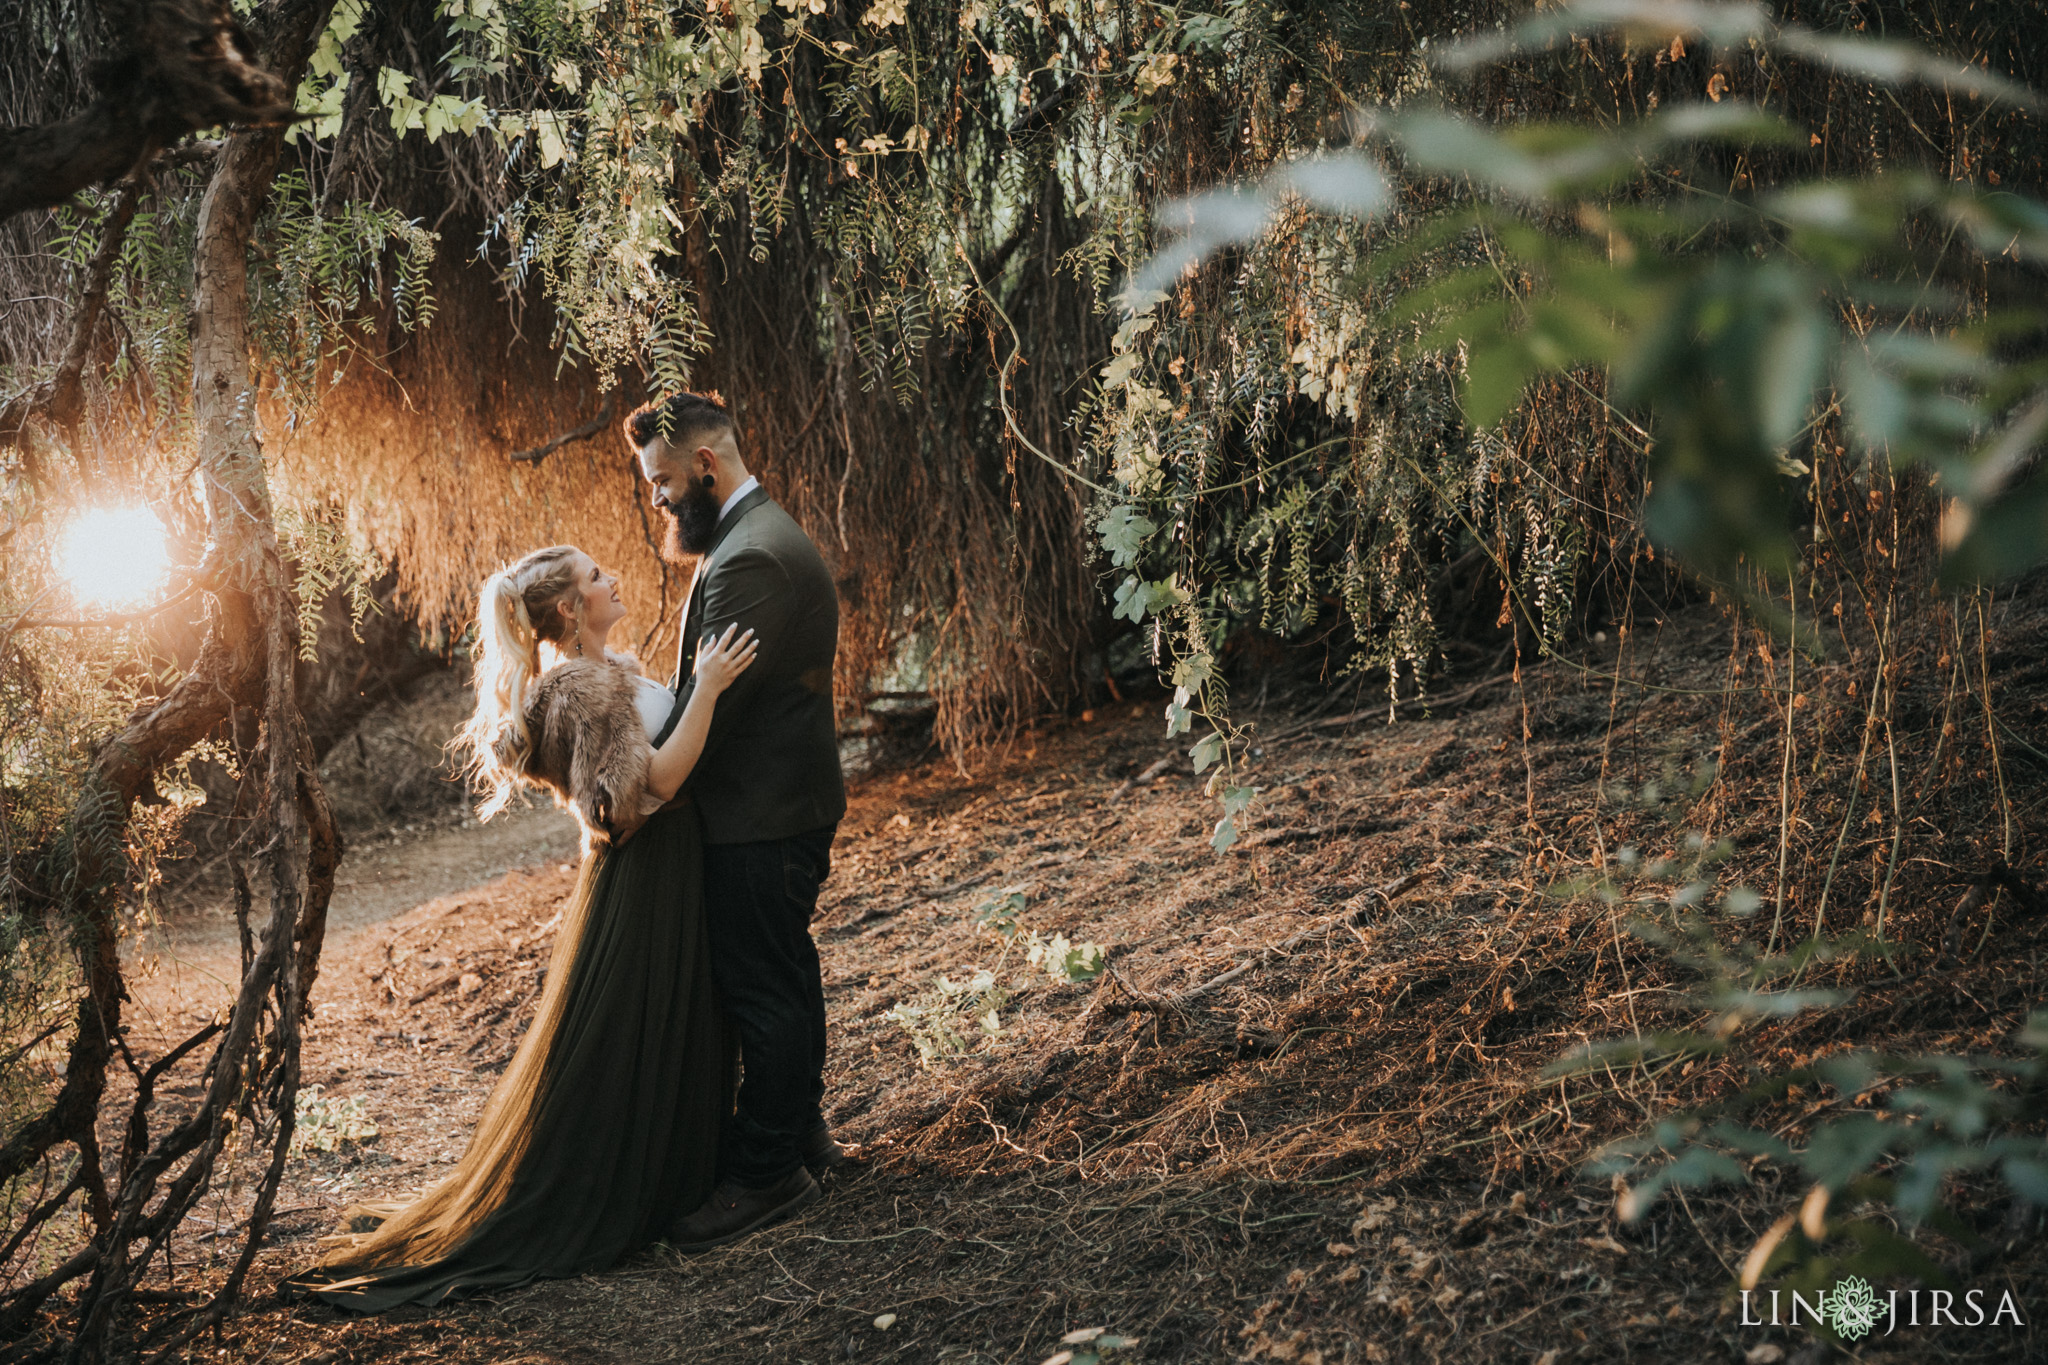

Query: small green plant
left=886, top=970, right=1009, bottom=1067
left=1028, top=934, right=1106, bottom=987
left=973, top=887, right=1109, bottom=986
left=290, top=1085, right=380, bottom=1158
left=972, top=888, right=1027, bottom=940
left=888, top=891, right=1109, bottom=1065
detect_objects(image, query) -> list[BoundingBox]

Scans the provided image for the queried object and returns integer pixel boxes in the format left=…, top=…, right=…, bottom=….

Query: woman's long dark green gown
left=287, top=803, right=727, bottom=1311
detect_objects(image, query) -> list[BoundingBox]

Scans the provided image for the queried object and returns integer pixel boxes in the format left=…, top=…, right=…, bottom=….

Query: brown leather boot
left=803, top=1120, right=852, bottom=1176
left=668, top=1167, right=821, bottom=1252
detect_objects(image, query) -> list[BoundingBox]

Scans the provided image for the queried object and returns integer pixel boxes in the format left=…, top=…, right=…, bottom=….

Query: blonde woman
left=288, top=545, right=756, bottom=1311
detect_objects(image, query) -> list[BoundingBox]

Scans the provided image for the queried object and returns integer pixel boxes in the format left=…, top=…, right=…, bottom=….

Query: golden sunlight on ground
left=57, top=504, right=169, bottom=610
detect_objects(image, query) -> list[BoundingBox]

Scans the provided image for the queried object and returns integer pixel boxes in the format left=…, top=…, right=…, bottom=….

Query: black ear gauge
left=701, top=474, right=715, bottom=488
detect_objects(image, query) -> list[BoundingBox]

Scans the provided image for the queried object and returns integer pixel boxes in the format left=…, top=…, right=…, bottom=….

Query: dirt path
left=149, top=802, right=583, bottom=962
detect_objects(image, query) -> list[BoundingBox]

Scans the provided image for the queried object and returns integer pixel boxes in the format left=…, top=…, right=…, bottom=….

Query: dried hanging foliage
left=259, top=0, right=2044, bottom=764
left=262, top=0, right=1117, bottom=757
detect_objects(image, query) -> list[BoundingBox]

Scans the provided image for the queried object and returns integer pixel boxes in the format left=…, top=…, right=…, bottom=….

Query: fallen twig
left=1107, top=755, right=1181, bottom=803
left=408, top=971, right=462, bottom=1006
left=191, top=1207, right=316, bottom=1244
left=1237, top=814, right=1407, bottom=850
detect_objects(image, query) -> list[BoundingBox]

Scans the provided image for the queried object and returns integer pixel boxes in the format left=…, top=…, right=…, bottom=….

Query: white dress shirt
left=719, top=475, right=760, bottom=523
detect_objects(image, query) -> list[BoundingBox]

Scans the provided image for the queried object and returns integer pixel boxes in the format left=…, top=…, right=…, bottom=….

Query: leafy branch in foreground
left=1549, top=820, right=2048, bottom=1318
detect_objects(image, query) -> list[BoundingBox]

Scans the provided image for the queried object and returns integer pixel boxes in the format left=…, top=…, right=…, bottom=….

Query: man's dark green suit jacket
left=660, top=486, right=847, bottom=844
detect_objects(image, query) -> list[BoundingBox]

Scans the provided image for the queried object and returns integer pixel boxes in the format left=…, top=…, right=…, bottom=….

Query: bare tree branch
left=0, top=172, right=145, bottom=457
left=0, top=0, right=295, bottom=223
left=509, top=392, right=619, bottom=464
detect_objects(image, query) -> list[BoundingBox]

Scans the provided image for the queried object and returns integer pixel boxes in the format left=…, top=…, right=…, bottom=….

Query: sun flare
left=57, top=506, right=170, bottom=612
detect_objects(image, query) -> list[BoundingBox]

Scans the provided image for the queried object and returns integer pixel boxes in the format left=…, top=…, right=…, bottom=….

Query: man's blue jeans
left=701, top=826, right=835, bottom=1187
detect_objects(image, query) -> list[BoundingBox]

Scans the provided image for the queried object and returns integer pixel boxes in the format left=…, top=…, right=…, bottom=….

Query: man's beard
left=662, top=480, right=722, bottom=562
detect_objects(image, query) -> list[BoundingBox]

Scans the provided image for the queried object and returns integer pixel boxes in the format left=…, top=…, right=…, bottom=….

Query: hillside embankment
left=100, top=592, right=2048, bottom=1364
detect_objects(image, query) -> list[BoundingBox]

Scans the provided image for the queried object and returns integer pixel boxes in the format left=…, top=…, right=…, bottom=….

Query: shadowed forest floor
left=84, top=595, right=2048, bottom=1363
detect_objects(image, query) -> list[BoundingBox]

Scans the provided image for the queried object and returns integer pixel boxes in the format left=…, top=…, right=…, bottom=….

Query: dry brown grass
left=39, top=581, right=2048, bottom=1365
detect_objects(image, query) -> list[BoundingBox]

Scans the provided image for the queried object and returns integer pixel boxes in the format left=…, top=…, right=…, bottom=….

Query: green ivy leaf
left=2002, top=1155, right=2048, bottom=1205
left=1209, top=814, right=1238, bottom=854
left=1170, top=651, right=1213, bottom=693
left=1099, top=350, right=1142, bottom=389
left=1111, top=576, right=1145, bottom=623
left=1219, top=784, right=1259, bottom=818
left=1098, top=505, right=1157, bottom=568
left=1460, top=335, right=1542, bottom=429
left=1800, top=1114, right=1894, bottom=1192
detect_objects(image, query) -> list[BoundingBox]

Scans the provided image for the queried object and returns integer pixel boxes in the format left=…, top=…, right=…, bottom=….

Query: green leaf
left=1097, top=505, right=1157, bottom=568
left=1434, top=4, right=1767, bottom=73
left=1113, top=575, right=1187, bottom=625
left=974, top=889, right=1027, bottom=939
left=1190, top=731, right=1224, bottom=773
left=1111, top=576, right=1146, bottom=623
left=2002, top=1155, right=2048, bottom=1205
left=1777, top=30, right=2042, bottom=109
left=1209, top=814, right=1238, bottom=854
left=1384, top=110, right=1556, bottom=199
left=1831, top=1217, right=1957, bottom=1288
left=1893, top=1141, right=1984, bottom=1222
left=2019, top=1011, right=2048, bottom=1053
left=1395, top=267, right=1514, bottom=331
left=1170, top=651, right=1213, bottom=693
left=1461, top=336, right=1541, bottom=428
left=1275, top=152, right=1390, bottom=218
left=1057, top=939, right=1107, bottom=983
left=1362, top=207, right=1492, bottom=285
left=1800, top=1114, right=1893, bottom=1191
left=1218, top=784, right=1259, bottom=818
left=1180, top=12, right=1233, bottom=52
left=1757, top=306, right=1830, bottom=448
left=1099, top=351, right=1142, bottom=390
left=1702, top=1121, right=1794, bottom=1163
left=1816, top=1052, right=1879, bottom=1099
left=1722, top=886, right=1763, bottom=916
left=1939, top=469, right=2048, bottom=585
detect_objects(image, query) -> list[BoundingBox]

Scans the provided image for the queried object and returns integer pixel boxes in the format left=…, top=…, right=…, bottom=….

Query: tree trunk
left=0, top=1, right=339, bottom=1355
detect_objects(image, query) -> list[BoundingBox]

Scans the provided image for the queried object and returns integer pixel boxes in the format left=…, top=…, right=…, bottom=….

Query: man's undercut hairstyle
left=624, top=391, right=734, bottom=458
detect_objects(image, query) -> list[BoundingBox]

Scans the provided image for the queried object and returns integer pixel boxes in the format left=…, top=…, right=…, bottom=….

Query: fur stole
left=517, top=657, right=651, bottom=851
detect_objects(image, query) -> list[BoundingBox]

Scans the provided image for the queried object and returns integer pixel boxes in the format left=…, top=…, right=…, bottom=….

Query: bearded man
left=624, top=390, right=849, bottom=1250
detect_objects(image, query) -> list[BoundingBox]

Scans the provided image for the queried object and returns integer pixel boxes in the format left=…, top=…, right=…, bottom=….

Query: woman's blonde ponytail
left=456, top=546, right=582, bottom=819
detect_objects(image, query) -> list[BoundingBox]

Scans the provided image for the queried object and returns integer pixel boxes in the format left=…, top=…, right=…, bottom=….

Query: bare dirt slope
left=113, top=602, right=2048, bottom=1365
